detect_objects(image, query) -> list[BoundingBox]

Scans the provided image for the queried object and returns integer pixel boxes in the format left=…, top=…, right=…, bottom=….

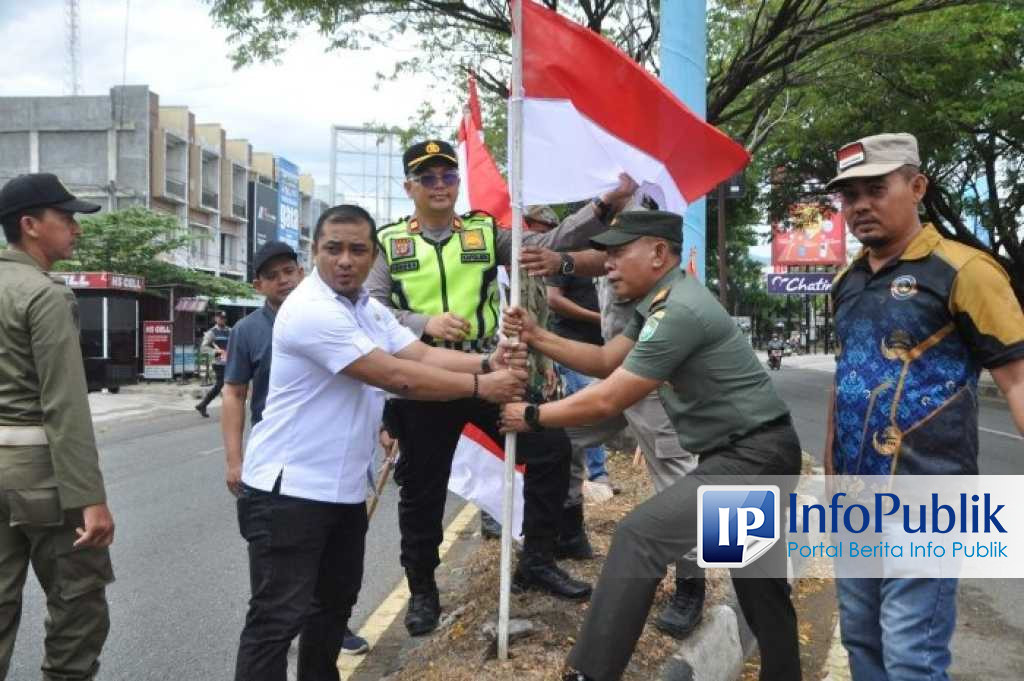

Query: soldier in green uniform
left=0, top=174, right=116, bottom=681
left=368, top=140, right=637, bottom=635
left=500, top=210, right=803, bottom=681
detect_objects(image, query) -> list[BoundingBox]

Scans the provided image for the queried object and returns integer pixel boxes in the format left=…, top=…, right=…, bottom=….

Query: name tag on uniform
left=390, top=237, right=416, bottom=260
left=390, top=260, right=420, bottom=274
left=459, top=229, right=486, bottom=251
left=461, top=253, right=491, bottom=264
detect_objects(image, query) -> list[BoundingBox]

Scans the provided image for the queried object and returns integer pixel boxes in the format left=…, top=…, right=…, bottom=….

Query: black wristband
left=472, top=373, right=480, bottom=399
left=481, top=355, right=492, bottom=374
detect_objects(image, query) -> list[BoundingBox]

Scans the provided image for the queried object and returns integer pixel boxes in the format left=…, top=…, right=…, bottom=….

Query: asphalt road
left=768, top=366, right=1024, bottom=680
left=9, top=407, right=465, bottom=681
left=7, top=366, right=1022, bottom=680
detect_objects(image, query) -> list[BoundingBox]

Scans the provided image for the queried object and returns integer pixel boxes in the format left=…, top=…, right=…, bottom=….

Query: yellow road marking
left=338, top=502, right=479, bottom=678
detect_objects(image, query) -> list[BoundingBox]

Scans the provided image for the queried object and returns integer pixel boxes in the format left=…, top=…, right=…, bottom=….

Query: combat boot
left=480, top=510, right=501, bottom=540
left=513, top=537, right=592, bottom=601
left=655, top=576, right=705, bottom=639
left=555, top=503, right=593, bottom=560
left=404, top=572, right=441, bottom=636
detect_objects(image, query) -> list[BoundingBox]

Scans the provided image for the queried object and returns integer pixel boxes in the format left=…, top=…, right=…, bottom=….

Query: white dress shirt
left=242, top=268, right=417, bottom=503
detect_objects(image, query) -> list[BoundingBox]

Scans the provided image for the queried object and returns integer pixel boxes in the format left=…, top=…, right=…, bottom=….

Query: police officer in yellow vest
left=368, top=140, right=637, bottom=636
left=0, top=174, right=116, bottom=681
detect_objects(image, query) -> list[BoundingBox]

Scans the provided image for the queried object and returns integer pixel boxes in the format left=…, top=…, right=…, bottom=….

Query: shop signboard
left=59, top=272, right=145, bottom=293
left=143, top=321, right=173, bottom=379
left=765, top=272, right=836, bottom=295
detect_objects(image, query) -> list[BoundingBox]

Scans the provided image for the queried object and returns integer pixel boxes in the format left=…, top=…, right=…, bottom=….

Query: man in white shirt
left=234, top=205, right=527, bottom=681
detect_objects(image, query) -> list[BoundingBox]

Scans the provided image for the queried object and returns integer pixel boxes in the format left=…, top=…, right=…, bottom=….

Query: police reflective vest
left=377, top=211, right=500, bottom=348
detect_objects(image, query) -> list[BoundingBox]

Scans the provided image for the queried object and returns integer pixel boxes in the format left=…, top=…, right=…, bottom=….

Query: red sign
left=143, top=321, right=173, bottom=380
left=60, top=272, right=146, bottom=293
left=771, top=204, right=846, bottom=267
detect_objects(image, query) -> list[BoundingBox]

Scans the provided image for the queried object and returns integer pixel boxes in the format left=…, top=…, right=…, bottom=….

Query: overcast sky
left=0, top=0, right=445, bottom=187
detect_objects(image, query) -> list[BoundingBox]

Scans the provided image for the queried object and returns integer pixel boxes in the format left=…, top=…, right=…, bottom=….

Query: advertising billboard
left=248, top=181, right=279, bottom=280
left=772, top=203, right=846, bottom=267
left=765, top=272, right=836, bottom=295
left=143, top=321, right=173, bottom=379
left=275, top=157, right=301, bottom=250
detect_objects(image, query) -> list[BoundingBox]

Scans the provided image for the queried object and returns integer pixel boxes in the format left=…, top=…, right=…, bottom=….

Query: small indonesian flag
left=519, top=0, right=750, bottom=215
left=447, top=423, right=524, bottom=541
left=456, top=74, right=513, bottom=227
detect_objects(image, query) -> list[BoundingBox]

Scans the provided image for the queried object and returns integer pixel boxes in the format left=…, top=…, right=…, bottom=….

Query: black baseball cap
left=252, top=240, right=298, bottom=278
left=403, top=140, right=458, bottom=175
left=0, top=173, right=102, bottom=218
left=590, top=210, right=683, bottom=249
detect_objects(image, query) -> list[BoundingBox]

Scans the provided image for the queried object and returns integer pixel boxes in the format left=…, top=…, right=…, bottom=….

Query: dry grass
left=389, top=451, right=736, bottom=681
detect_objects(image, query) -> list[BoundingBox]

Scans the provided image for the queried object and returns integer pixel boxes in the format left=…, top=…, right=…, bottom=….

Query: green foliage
left=53, top=207, right=255, bottom=299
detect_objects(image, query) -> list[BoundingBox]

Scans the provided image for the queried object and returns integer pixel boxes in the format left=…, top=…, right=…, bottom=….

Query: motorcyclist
left=767, top=334, right=785, bottom=369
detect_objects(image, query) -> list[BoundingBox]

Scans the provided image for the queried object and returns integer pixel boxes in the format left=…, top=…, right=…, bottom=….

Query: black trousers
left=390, top=398, right=570, bottom=584
left=567, top=420, right=804, bottom=681
left=198, top=364, right=225, bottom=408
left=234, top=484, right=367, bottom=681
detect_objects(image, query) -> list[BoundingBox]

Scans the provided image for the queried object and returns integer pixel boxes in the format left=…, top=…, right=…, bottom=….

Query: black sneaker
left=404, top=590, right=441, bottom=636
left=195, top=404, right=209, bottom=418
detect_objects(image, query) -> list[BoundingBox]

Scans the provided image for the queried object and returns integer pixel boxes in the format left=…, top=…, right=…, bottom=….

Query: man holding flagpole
left=500, top=210, right=803, bottom=681
left=367, top=140, right=637, bottom=636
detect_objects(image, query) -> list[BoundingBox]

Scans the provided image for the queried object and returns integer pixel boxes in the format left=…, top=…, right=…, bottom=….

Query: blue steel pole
left=661, top=0, right=707, bottom=282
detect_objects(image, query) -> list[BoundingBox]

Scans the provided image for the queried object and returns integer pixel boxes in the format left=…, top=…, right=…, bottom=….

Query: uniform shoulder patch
left=390, top=237, right=416, bottom=260
left=459, top=228, right=487, bottom=251
left=648, top=287, right=671, bottom=310
left=638, top=312, right=663, bottom=342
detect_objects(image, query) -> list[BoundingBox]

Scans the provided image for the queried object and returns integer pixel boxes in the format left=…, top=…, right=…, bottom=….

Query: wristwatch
left=559, top=253, right=576, bottom=276
left=523, top=403, right=544, bottom=432
left=480, top=354, right=493, bottom=374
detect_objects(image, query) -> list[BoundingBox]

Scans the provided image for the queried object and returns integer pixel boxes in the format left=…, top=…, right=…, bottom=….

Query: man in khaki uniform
left=0, top=173, right=116, bottom=681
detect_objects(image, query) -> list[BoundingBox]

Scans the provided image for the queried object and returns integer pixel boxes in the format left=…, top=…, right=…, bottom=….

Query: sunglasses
left=412, top=171, right=460, bottom=189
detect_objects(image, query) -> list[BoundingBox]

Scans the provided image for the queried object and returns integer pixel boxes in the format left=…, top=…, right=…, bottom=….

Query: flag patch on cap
left=837, top=142, right=866, bottom=170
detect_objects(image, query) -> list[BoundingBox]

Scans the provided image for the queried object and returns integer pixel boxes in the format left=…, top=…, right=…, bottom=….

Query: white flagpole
left=499, top=0, right=524, bottom=663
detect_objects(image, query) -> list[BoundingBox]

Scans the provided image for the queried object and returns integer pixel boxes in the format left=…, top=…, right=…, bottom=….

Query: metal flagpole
left=498, top=0, right=524, bottom=662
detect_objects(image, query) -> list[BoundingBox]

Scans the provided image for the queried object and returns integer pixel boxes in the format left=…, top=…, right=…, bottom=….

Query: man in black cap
left=368, top=139, right=639, bottom=636
left=500, top=210, right=803, bottom=681
left=0, top=174, right=116, bottom=680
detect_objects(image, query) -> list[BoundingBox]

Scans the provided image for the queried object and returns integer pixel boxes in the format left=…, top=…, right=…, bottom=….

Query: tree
left=53, top=207, right=256, bottom=299
left=759, top=2, right=1024, bottom=303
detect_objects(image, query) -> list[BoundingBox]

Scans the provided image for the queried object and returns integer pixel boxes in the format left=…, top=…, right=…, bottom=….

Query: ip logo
left=697, top=486, right=779, bottom=568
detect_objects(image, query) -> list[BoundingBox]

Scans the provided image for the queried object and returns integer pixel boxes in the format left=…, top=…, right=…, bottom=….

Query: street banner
left=275, top=157, right=301, bottom=250
left=519, top=0, right=749, bottom=219
left=447, top=423, right=525, bottom=540
left=456, top=74, right=512, bottom=227
left=143, top=321, right=173, bottom=380
left=765, top=272, right=836, bottom=295
left=772, top=203, right=846, bottom=266
left=59, top=271, right=145, bottom=293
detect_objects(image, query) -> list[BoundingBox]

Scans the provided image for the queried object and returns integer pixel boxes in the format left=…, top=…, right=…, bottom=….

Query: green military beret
left=590, top=210, right=683, bottom=249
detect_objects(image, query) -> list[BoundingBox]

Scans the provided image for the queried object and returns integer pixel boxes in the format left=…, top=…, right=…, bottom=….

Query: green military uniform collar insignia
left=0, top=248, right=44, bottom=271
left=637, top=267, right=683, bottom=316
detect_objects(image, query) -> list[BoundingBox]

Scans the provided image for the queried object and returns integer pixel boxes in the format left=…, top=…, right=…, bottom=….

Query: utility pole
left=66, top=0, right=82, bottom=95
left=717, top=182, right=728, bottom=309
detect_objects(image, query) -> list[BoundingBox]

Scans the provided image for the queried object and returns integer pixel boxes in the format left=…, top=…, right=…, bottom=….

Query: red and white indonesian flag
left=448, top=423, right=524, bottom=541
left=520, top=0, right=750, bottom=214
left=456, top=74, right=513, bottom=226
